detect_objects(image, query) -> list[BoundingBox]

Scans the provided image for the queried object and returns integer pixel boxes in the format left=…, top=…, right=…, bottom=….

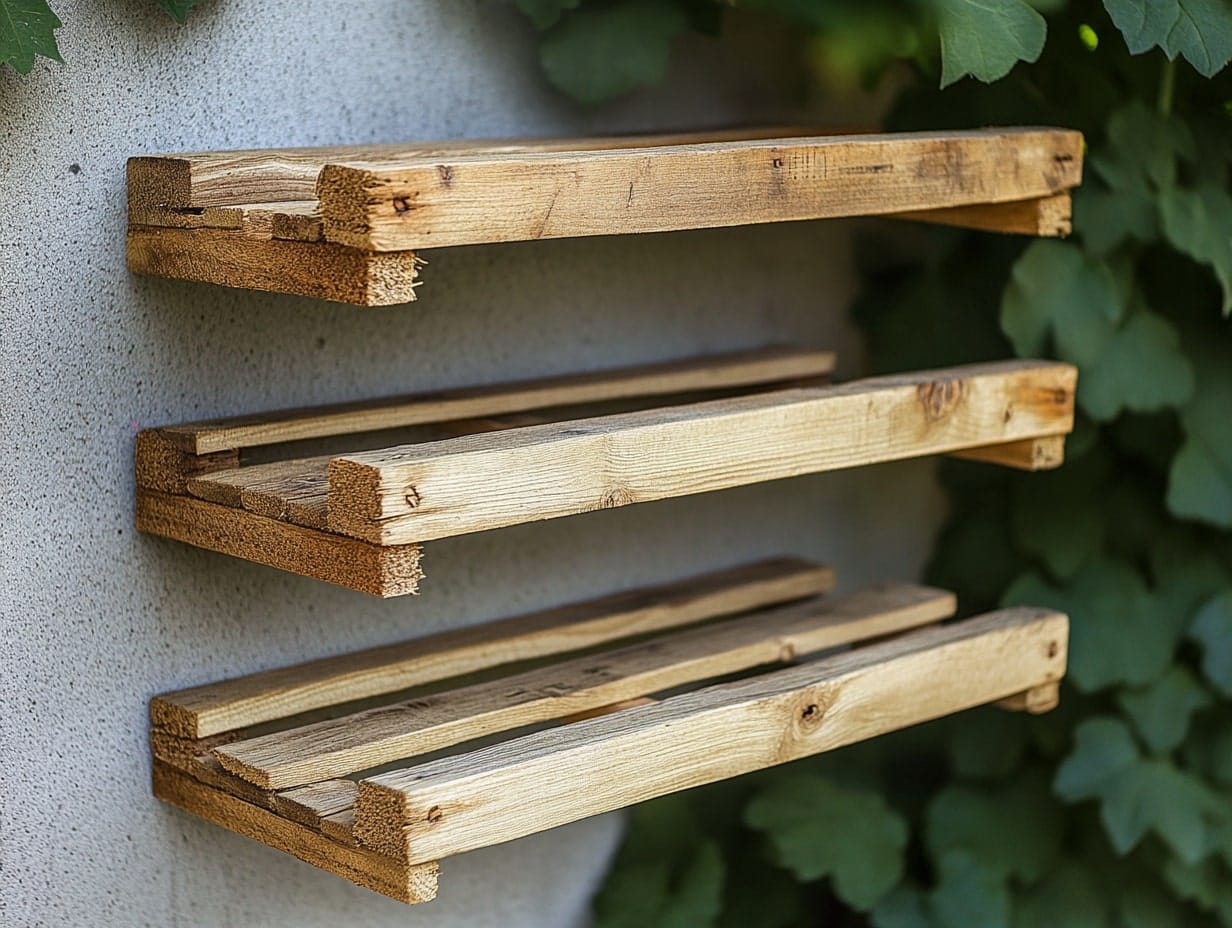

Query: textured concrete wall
left=0, top=3, right=943, bottom=926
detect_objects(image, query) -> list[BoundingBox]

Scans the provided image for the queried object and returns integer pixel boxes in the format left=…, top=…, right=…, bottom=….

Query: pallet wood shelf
left=151, top=558, right=1069, bottom=904
left=135, top=347, right=1077, bottom=596
left=127, top=125, right=1083, bottom=305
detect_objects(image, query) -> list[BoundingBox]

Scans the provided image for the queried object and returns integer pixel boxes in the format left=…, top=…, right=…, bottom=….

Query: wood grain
left=214, top=584, right=955, bottom=787
left=153, top=762, right=436, bottom=904
left=136, top=489, right=423, bottom=597
left=159, top=347, right=837, bottom=455
left=892, top=192, right=1072, bottom=237
left=151, top=557, right=834, bottom=739
left=327, top=360, right=1077, bottom=545
left=953, top=435, right=1066, bottom=470
left=126, top=227, right=422, bottom=306
left=354, top=607, right=1068, bottom=862
left=316, top=129, right=1083, bottom=252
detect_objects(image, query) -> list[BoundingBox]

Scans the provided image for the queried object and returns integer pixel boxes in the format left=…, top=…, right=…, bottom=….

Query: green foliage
left=932, top=0, right=1047, bottom=86
left=0, top=0, right=61, bottom=73
left=157, top=0, right=209, bottom=25
left=744, top=774, right=908, bottom=908
left=564, top=2, right=1232, bottom=926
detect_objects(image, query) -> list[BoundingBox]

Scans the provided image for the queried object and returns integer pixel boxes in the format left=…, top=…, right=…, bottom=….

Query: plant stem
left=1158, top=56, right=1176, bottom=115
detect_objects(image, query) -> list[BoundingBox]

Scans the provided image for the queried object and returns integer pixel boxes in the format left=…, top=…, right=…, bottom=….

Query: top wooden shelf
left=127, top=126, right=1084, bottom=306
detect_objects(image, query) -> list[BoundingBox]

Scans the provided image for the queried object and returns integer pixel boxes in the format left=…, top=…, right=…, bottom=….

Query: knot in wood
left=404, top=486, right=422, bottom=509
left=917, top=378, right=965, bottom=423
left=425, top=805, right=444, bottom=825
left=793, top=686, right=835, bottom=735
left=600, top=487, right=635, bottom=509
left=392, top=197, right=413, bottom=214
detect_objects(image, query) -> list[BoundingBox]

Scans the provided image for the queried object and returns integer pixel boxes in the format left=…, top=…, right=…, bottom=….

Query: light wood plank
left=354, top=607, right=1068, bottom=862
left=214, top=584, right=955, bottom=788
left=997, top=681, right=1061, bottom=713
left=126, top=127, right=825, bottom=210
left=151, top=558, right=834, bottom=739
left=327, top=360, right=1077, bottom=545
left=892, top=192, right=1072, bottom=237
left=126, top=227, right=423, bottom=306
left=159, top=347, right=838, bottom=455
left=136, top=490, right=424, bottom=598
left=316, top=128, right=1083, bottom=252
left=153, top=762, right=436, bottom=904
left=953, top=435, right=1066, bottom=470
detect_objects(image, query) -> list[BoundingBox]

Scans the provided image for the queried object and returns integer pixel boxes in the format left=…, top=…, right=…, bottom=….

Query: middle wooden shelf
left=136, top=346, right=1077, bottom=596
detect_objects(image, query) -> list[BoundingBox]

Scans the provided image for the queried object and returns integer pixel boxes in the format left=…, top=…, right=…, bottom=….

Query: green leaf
left=929, top=850, right=1011, bottom=928
left=1163, top=857, right=1232, bottom=924
left=1103, top=0, right=1232, bottom=77
left=948, top=708, right=1028, bottom=779
left=1191, top=591, right=1232, bottom=696
left=1160, top=184, right=1232, bottom=315
left=1117, top=666, right=1214, bottom=753
left=157, top=0, right=207, bottom=24
left=871, top=883, right=934, bottom=928
left=0, top=0, right=61, bottom=72
left=592, top=798, right=725, bottom=928
left=1117, top=884, right=1187, bottom=928
left=1010, top=451, right=1109, bottom=579
left=1055, top=717, right=1141, bottom=800
left=516, top=0, right=580, bottom=31
left=1077, top=309, right=1195, bottom=421
left=1168, top=332, right=1232, bottom=529
left=539, top=0, right=688, bottom=104
left=744, top=774, right=907, bottom=910
left=1013, top=863, right=1110, bottom=928
left=1003, top=560, right=1183, bottom=692
left=932, top=0, right=1046, bottom=87
left=925, top=773, right=1064, bottom=882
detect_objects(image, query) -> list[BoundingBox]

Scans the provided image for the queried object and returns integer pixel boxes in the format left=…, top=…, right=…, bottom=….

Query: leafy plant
left=0, top=0, right=209, bottom=74
left=509, top=2, right=1232, bottom=925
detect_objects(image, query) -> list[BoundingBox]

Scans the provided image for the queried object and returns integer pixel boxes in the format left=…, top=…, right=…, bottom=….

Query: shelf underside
left=127, top=125, right=1083, bottom=305
left=134, top=347, right=1076, bottom=596
left=151, top=557, right=1068, bottom=904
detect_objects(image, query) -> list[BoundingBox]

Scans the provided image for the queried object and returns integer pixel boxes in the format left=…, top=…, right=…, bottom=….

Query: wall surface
left=0, top=3, right=944, bottom=926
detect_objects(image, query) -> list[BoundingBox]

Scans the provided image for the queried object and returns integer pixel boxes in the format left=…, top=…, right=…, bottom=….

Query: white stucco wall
left=0, top=3, right=944, bottom=926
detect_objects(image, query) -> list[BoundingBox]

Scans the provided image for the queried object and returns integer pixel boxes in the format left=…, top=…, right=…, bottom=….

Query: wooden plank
left=891, top=192, right=1072, bottom=237
left=126, top=127, right=824, bottom=211
left=151, top=558, right=834, bottom=739
left=998, top=681, right=1061, bottom=714
left=214, top=584, right=955, bottom=788
left=126, top=227, right=422, bottom=306
left=135, top=489, right=424, bottom=598
left=353, top=607, right=1068, bottom=862
left=135, top=430, right=238, bottom=495
left=953, top=435, right=1066, bottom=471
left=327, top=360, right=1077, bottom=545
left=158, top=347, right=838, bottom=455
left=316, top=128, right=1083, bottom=252
left=152, top=762, right=437, bottom=904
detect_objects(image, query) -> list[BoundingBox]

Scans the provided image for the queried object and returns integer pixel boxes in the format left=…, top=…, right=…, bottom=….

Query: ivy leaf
left=1117, top=666, right=1214, bottom=753
left=157, top=0, right=207, bottom=24
left=871, top=883, right=934, bottom=928
left=592, top=798, right=724, bottom=928
left=1160, top=184, right=1232, bottom=315
left=925, top=772, right=1064, bottom=882
left=1013, top=863, right=1110, bottom=928
left=744, top=774, right=907, bottom=910
left=1054, top=717, right=1140, bottom=799
left=1003, top=559, right=1183, bottom=692
left=1010, top=451, right=1108, bottom=579
left=948, top=707, right=1028, bottom=779
left=932, top=0, right=1046, bottom=87
left=1102, top=0, right=1232, bottom=77
left=1077, top=308, right=1195, bottom=422
left=1168, top=333, right=1232, bottom=528
left=515, top=0, right=580, bottom=31
left=539, top=0, right=688, bottom=104
left=1191, top=591, right=1232, bottom=696
left=0, top=0, right=62, bottom=73
left=929, top=850, right=1011, bottom=928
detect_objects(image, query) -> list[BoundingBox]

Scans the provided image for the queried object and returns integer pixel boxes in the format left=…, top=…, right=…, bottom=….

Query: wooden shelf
left=127, top=126, right=1083, bottom=305
left=135, top=347, right=1076, bottom=596
left=150, top=558, right=1069, bottom=904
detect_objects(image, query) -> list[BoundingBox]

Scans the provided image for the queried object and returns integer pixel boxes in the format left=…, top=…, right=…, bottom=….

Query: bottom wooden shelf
left=150, top=558, right=1067, bottom=904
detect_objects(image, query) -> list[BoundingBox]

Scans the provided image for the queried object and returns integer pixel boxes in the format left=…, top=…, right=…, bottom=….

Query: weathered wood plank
left=892, top=192, right=1072, bottom=237
left=953, top=435, right=1066, bottom=471
left=214, top=584, right=955, bottom=788
left=153, top=762, right=437, bottom=904
left=135, top=490, right=423, bottom=598
left=158, top=347, right=838, bottom=455
left=126, top=227, right=422, bottom=306
left=150, top=558, right=834, bottom=739
left=316, top=128, right=1083, bottom=252
left=327, top=360, right=1077, bottom=545
left=354, top=608, right=1068, bottom=863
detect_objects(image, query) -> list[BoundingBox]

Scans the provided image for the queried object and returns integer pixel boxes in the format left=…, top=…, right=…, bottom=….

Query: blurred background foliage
left=512, top=1, right=1232, bottom=926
